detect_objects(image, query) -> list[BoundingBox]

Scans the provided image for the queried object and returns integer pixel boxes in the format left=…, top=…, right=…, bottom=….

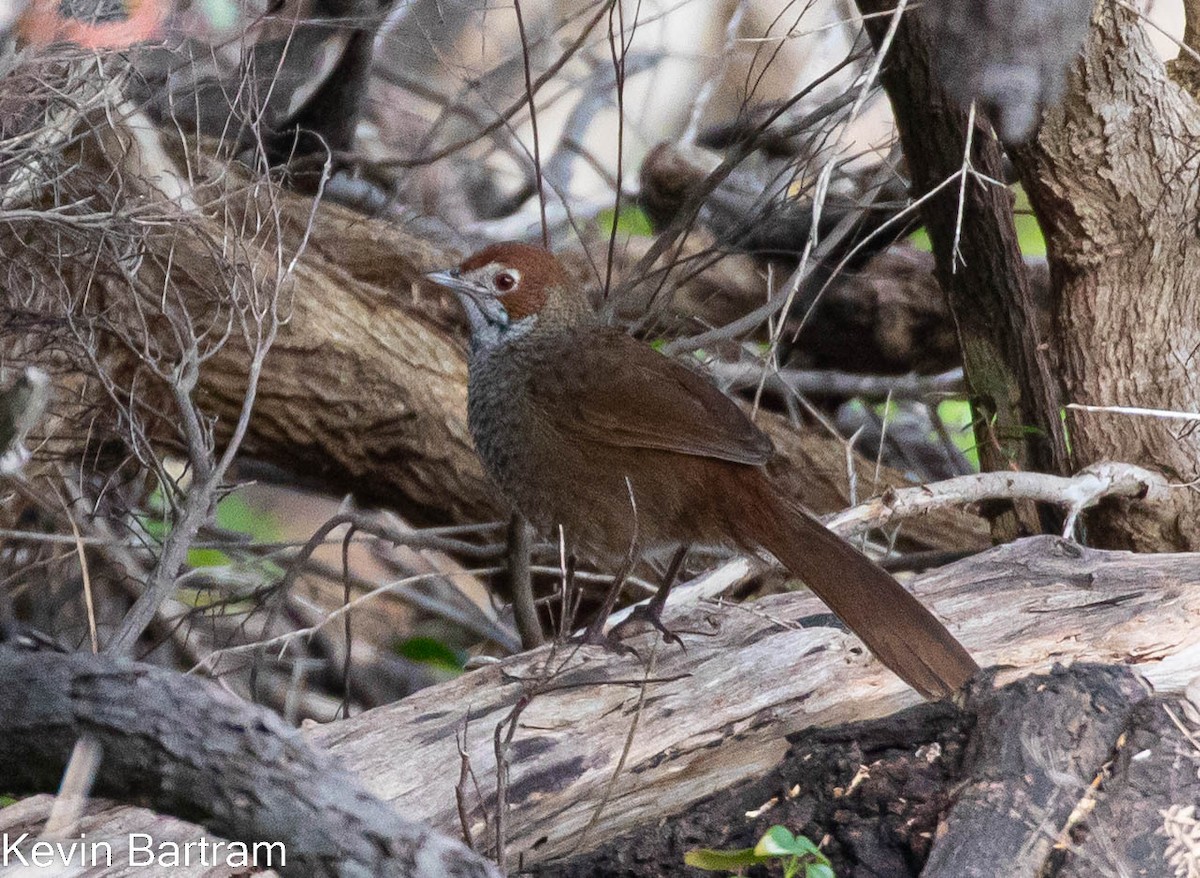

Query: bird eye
left=493, top=271, right=517, bottom=293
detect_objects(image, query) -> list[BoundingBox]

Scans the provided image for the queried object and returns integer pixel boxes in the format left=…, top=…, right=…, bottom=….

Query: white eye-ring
left=493, top=269, right=520, bottom=293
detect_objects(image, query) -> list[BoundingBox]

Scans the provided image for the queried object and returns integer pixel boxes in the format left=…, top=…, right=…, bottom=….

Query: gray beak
left=426, top=268, right=466, bottom=292
left=426, top=269, right=488, bottom=307
left=425, top=269, right=510, bottom=329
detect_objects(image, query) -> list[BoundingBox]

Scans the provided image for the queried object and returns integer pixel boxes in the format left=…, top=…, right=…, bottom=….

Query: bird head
left=426, top=243, right=591, bottom=352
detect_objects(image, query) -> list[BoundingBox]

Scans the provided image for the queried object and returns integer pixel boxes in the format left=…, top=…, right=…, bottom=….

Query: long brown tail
left=741, top=488, right=978, bottom=699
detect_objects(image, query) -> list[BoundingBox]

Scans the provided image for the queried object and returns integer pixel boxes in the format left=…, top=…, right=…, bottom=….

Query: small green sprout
left=685, top=825, right=834, bottom=878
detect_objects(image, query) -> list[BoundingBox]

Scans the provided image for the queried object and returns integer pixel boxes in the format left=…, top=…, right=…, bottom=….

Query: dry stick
left=576, top=638, right=658, bottom=853
left=54, top=480, right=99, bottom=654
left=340, top=524, right=355, bottom=720
left=742, top=0, right=800, bottom=106
left=152, top=515, right=512, bottom=671
left=278, top=512, right=502, bottom=592
left=555, top=525, right=574, bottom=640
left=42, top=735, right=103, bottom=837
left=103, top=161, right=314, bottom=655
left=603, top=0, right=633, bottom=298
left=455, top=720, right=478, bottom=851
left=631, top=60, right=863, bottom=322
left=277, top=514, right=517, bottom=648
left=712, top=363, right=965, bottom=400
left=755, top=0, right=910, bottom=410
left=0, top=528, right=500, bottom=551
left=290, top=556, right=516, bottom=647
left=1066, top=403, right=1200, bottom=422
left=193, top=567, right=511, bottom=675
left=493, top=693, right=533, bottom=872
left=681, top=0, right=748, bottom=145
left=540, top=50, right=659, bottom=199
left=826, top=462, right=1166, bottom=540
left=512, top=0, right=549, bottom=248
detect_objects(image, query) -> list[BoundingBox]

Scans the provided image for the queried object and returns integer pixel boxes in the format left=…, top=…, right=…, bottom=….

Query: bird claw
left=572, top=622, right=640, bottom=657
left=609, top=604, right=688, bottom=651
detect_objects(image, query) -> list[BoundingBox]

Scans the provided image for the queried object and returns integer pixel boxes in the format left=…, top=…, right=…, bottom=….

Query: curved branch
left=827, top=462, right=1168, bottom=538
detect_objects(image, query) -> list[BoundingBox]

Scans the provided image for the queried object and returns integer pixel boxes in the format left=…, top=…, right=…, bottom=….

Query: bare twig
left=511, top=0, right=549, bottom=248
left=193, top=567, right=511, bottom=675
left=712, top=363, right=965, bottom=400
left=455, top=720, right=478, bottom=851
left=1066, top=403, right=1200, bottom=423
left=827, top=462, right=1167, bottom=540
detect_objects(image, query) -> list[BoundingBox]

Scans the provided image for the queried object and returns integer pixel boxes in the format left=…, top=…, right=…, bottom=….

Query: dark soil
left=532, top=700, right=970, bottom=878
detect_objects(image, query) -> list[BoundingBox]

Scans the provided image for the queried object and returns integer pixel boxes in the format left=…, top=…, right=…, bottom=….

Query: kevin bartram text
left=2, top=833, right=286, bottom=868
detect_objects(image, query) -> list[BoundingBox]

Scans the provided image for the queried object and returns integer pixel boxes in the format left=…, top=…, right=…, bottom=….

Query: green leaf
left=140, top=492, right=281, bottom=569
left=908, top=227, right=933, bottom=252
left=684, top=847, right=769, bottom=870
left=806, top=864, right=836, bottom=878
left=597, top=206, right=654, bottom=238
left=215, top=494, right=280, bottom=543
left=395, top=636, right=465, bottom=673
left=1012, top=185, right=1046, bottom=256
left=755, top=825, right=806, bottom=857
left=756, top=827, right=828, bottom=860
left=187, top=547, right=231, bottom=568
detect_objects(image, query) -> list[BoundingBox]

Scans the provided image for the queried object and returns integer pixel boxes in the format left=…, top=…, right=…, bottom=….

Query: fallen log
left=0, top=644, right=500, bottom=877
left=3, top=536, right=1197, bottom=875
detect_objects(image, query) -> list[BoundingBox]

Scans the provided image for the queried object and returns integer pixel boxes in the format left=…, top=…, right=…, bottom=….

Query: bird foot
left=572, top=620, right=640, bottom=657
left=609, top=604, right=688, bottom=650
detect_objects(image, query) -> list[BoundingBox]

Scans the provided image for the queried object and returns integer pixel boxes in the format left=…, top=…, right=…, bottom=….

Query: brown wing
left=528, top=327, right=773, bottom=465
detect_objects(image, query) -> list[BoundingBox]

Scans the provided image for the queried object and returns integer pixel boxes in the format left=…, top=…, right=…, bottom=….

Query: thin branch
left=826, top=462, right=1167, bottom=540
left=1066, top=403, right=1200, bottom=422
left=711, top=363, right=965, bottom=400
left=374, top=0, right=614, bottom=170
left=512, top=0, right=549, bottom=248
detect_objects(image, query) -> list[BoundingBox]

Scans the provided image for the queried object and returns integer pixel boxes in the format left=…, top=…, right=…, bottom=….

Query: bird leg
left=611, top=545, right=689, bottom=648
left=577, top=552, right=637, bottom=647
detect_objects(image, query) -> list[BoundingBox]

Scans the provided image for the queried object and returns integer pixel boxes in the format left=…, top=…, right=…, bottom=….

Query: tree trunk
left=855, top=0, right=1070, bottom=543
left=1013, top=3, right=1200, bottom=550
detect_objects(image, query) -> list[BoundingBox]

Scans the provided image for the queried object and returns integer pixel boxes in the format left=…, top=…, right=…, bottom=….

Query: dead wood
left=541, top=664, right=1183, bottom=878
left=7, top=536, right=1196, bottom=876
left=0, top=643, right=500, bottom=877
